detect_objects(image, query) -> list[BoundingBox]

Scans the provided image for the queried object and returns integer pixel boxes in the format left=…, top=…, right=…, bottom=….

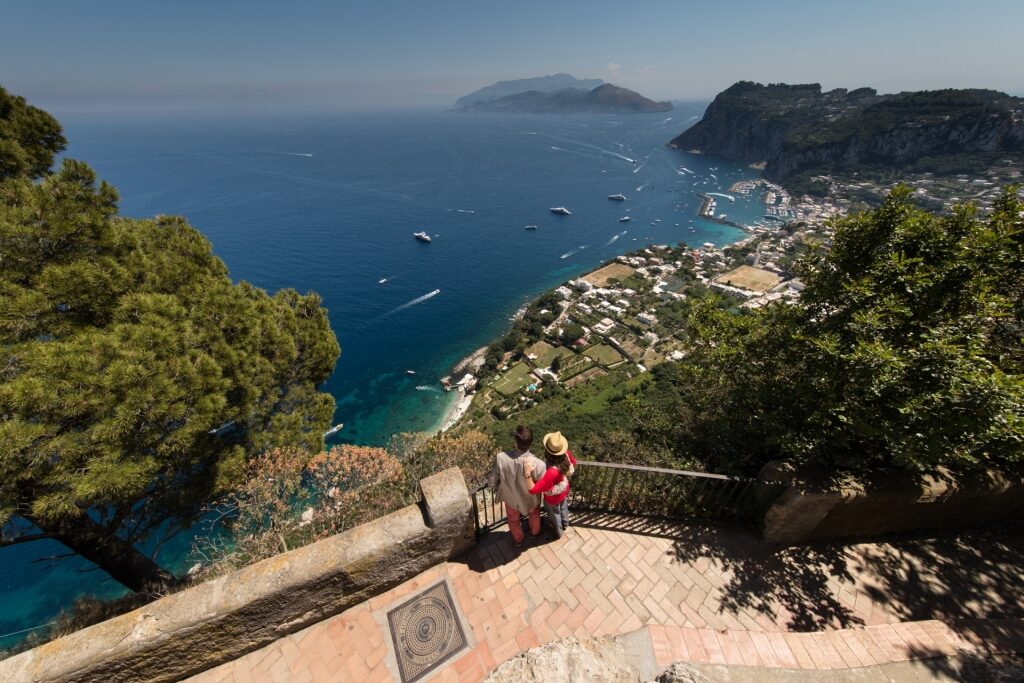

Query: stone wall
left=760, top=464, right=1024, bottom=544
left=0, top=468, right=475, bottom=683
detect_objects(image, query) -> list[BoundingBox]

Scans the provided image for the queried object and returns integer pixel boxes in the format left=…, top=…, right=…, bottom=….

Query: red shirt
left=528, top=451, right=578, bottom=504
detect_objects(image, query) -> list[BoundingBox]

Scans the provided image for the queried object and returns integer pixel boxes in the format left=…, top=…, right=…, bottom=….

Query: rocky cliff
left=669, top=82, right=1024, bottom=189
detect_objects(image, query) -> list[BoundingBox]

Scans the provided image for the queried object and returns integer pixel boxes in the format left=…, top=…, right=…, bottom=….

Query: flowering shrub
left=191, top=431, right=496, bottom=578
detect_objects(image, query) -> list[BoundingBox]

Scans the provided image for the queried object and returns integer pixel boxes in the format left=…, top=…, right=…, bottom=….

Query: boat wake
left=636, top=182, right=649, bottom=192
left=707, top=192, right=735, bottom=202
left=415, top=385, right=442, bottom=393
left=560, top=249, right=578, bottom=259
left=602, top=230, right=628, bottom=247
left=269, top=151, right=313, bottom=157
left=382, top=289, right=441, bottom=317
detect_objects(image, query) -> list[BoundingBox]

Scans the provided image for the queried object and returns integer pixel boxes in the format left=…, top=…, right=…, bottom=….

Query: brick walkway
left=188, top=513, right=1024, bottom=682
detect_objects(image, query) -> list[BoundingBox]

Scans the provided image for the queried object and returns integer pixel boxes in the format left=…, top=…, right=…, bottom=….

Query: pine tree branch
left=0, top=532, right=49, bottom=547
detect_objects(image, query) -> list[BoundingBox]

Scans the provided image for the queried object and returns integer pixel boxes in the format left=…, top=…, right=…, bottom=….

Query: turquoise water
left=0, top=105, right=766, bottom=645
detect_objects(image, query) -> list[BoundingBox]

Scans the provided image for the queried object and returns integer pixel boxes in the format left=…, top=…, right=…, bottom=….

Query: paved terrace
left=189, top=513, right=1024, bottom=682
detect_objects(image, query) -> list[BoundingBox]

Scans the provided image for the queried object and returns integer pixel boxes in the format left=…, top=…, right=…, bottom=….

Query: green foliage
left=0, top=158, right=339, bottom=586
left=561, top=322, right=585, bottom=343
left=0, top=86, right=66, bottom=180
left=642, top=187, right=1023, bottom=476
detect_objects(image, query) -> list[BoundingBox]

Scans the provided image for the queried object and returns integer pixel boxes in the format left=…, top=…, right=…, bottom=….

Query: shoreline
left=429, top=345, right=489, bottom=434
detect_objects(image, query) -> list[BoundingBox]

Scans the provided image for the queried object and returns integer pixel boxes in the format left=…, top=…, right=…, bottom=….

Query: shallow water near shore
left=0, top=105, right=768, bottom=644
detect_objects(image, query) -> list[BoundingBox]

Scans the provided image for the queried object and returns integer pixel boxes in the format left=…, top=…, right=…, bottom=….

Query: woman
left=523, top=431, right=577, bottom=539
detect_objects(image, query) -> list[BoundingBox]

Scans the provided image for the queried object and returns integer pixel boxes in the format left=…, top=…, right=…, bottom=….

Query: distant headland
left=669, top=81, right=1024, bottom=199
left=453, top=74, right=672, bottom=114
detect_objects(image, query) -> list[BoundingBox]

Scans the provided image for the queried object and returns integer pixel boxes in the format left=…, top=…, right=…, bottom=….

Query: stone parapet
left=0, top=467, right=473, bottom=683
left=759, top=462, right=1024, bottom=544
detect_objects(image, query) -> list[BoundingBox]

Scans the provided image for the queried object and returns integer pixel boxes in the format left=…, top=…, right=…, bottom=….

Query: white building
left=636, top=311, right=657, bottom=326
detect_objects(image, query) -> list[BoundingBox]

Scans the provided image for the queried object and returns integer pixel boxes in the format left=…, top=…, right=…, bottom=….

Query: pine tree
left=0, top=94, right=339, bottom=592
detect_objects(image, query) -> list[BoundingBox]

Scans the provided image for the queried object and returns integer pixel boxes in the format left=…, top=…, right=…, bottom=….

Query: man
left=486, top=424, right=545, bottom=546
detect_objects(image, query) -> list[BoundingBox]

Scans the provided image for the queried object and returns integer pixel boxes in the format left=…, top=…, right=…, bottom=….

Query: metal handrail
left=470, top=460, right=784, bottom=537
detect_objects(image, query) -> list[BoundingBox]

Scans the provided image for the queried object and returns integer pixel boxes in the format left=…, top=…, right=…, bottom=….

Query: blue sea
left=0, top=105, right=766, bottom=646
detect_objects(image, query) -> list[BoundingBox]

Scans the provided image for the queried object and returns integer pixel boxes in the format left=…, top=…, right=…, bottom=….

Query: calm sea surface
left=0, top=105, right=767, bottom=644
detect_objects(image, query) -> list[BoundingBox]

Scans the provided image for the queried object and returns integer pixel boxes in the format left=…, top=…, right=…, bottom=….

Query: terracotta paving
left=188, top=513, right=1024, bottom=682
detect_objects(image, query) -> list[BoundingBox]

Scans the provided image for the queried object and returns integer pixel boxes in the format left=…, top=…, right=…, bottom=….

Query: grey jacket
left=486, top=449, right=546, bottom=514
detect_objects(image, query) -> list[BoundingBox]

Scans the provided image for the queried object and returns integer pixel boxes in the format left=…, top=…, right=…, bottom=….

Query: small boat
left=524, top=225, right=538, bottom=230
left=406, top=370, right=416, bottom=375
left=619, top=216, right=632, bottom=222
left=413, top=231, right=432, bottom=243
left=608, top=193, right=627, bottom=201
left=550, top=207, right=572, bottom=215
left=378, top=278, right=388, bottom=284
left=323, top=423, right=344, bottom=438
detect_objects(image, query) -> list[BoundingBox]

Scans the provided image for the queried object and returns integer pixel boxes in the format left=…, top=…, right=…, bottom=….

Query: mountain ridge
left=668, top=81, right=1024, bottom=193
left=456, top=83, right=672, bottom=114
left=454, top=73, right=605, bottom=109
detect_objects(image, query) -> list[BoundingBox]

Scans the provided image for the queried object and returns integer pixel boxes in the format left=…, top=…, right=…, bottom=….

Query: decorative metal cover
left=387, top=581, right=468, bottom=683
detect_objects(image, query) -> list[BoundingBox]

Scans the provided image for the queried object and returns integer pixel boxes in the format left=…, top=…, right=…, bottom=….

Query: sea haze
left=1, top=106, right=767, bottom=644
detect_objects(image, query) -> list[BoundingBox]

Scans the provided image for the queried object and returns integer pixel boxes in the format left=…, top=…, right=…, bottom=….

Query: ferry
left=550, top=207, right=572, bottom=215
left=619, top=216, right=632, bottom=222
left=524, top=224, right=538, bottom=230
left=413, top=231, right=432, bottom=243
left=322, top=423, right=344, bottom=438
left=607, top=193, right=627, bottom=201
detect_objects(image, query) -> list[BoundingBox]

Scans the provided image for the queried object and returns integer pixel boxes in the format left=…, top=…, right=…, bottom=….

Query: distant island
left=454, top=74, right=672, bottom=114
left=669, top=82, right=1024, bottom=199
left=454, top=73, right=605, bottom=109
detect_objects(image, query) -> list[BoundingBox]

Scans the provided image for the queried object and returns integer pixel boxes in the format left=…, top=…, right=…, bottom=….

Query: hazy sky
left=4, top=0, right=1023, bottom=112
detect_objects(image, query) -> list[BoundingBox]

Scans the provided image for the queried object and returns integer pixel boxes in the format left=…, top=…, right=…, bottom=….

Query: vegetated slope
left=458, top=84, right=672, bottom=114
left=669, top=81, right=1024, bottom=193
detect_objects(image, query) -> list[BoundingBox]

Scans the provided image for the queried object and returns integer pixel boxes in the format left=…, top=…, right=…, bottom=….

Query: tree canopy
left=0, top=96, right=339, bottom=591
left=633, top=187, right=1023, bottom=477
left=0, top=86, right=66, bottom=181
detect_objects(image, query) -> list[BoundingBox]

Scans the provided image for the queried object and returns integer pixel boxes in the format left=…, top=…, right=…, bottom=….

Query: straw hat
left=543, top=431, right=569, bottom=456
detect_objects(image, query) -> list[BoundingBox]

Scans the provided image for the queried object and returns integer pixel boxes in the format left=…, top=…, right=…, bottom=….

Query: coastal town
left=439, top=180, right=845, bottom=432
left=435, top=165, right=1023, bottom=433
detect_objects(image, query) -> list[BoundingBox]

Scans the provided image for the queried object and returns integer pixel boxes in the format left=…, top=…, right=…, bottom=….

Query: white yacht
left=524, top=224, right=538, bottom=230
left=608, top=193, right=627, bottom=201
left=619, top=216, right=632, bottom=222
left=550, top=207, right=572, bottom=215
left=322, top=423, right=344, bottom=438
left=413, top=231, right=432, bottom=243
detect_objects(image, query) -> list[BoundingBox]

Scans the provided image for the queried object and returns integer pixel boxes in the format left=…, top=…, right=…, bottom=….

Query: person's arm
left=486, top=454, right=500, bottom=489
left=521, top=459, right=531, bottom=493
left=529, top=467, right=558, bottom=495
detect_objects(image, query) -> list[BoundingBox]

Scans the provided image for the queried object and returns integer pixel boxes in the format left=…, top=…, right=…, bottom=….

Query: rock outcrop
left=668, top=82, right=1024, bottom=190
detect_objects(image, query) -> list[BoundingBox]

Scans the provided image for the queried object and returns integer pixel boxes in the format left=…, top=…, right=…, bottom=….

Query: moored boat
left=608, top=193, right=627, bottom=201
left=550, top=207, right=571, bottom=215
left=323, top=423, right=344, bottom=438
left=413, top=231, right=432, bottom=242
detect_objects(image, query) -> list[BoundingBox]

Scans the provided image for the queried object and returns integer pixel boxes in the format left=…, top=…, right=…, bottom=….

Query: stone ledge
left=760, top=462, right=1024, bottom=544
left=0, top=467, right=473, bottom=683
